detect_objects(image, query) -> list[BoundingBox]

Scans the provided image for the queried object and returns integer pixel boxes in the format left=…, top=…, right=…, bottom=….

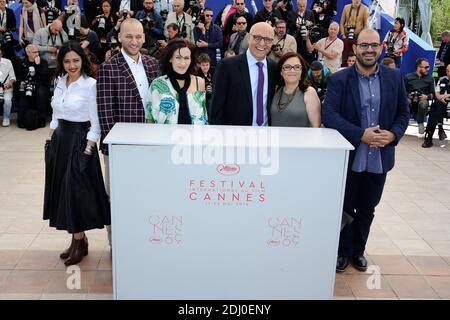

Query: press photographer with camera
left=254, top=0, right=282, bottom=27
left=0, top=44, right=15, bottom=127
left=77, top=19, right=102, bottom=66
left=228, top=16, right=249, bottom=55
left=196, top=53, right=213, bottom=116
left=304, top=60, right=330, bottom=103
left=308, top=21, right=343, bottom=73
left=92, top=0, right=118, bottom=62
left=310, top=0, right=336, bottom=38
left=218, top=0, right=253, bottom=53
left=37, top=0, right=61, bottom=26
left=294, top=0, right=315, bottom=64
left=404, top=58, right=435, bottom=135
left=19, top=0, right=47, bottom=48
left=17, top=44, right=51, bottom=130
left=268, top=19, right=296, bottom=63
left=59, top=0, right=86, bottom=40
left=275, top=0, right=296, bottom=35
left=193, top=7, right=222, bottom=67
left=158, top=22, right=180, bottom=49
left=0, top=0, right=16, bottom=62
left=165, top=0, right=194, bottom=42
left=382, top=17, right=409, bottom=68
left=105, top=8, right=132, bottom=49
left=135, top=0, right=164, bottom=57
left=32, top=19, right=68, bottom=83
left=422, top=64, right=450, bottom=148
left=339, top=0, right=368, bottom=67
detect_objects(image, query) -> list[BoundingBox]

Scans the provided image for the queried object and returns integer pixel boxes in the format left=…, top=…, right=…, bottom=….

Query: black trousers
left=17, top=86, right=50, bottom=127
left=426, top=101, right=447, bottom=134
left=338, top=170, right=387, bottom=257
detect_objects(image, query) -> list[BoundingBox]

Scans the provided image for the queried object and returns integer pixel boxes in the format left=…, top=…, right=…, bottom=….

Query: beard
left=356, top=51, right=379, bottom=68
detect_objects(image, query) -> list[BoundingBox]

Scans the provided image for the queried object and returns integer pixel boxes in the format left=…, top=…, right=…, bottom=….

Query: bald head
left=120, top=18, right=144, bottom=34
left=249, top=22, right=274, bottom=38
left=358, top=28, right=380, bottom=43
left=248, top=22, right=274, bottom=61
left=50, top=19, right=63, bottom=34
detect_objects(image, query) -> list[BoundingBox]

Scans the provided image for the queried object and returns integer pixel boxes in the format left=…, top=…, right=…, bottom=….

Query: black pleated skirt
left=43, top=120, right=111, bottom=233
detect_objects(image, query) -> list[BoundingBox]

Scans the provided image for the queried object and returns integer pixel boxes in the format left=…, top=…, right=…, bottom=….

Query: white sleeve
left=86, top=81, right=101, bottom=142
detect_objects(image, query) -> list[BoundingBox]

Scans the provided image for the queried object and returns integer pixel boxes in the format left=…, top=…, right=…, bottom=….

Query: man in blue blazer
left=210, top=22, right=277, bottom=126
left=323, top=28, right=409, bottom=273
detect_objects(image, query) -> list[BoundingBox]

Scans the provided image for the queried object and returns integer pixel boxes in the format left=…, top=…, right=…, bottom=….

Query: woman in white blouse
left=43, top=41, right=110, bottom=266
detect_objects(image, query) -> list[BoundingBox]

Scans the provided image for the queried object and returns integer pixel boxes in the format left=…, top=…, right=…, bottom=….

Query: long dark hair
left=394, top=17, right=405, bottom=32
left=276, top=52, right=309, bottom=92
left=55, top=40, right=93, bottom=78
left=160, top=38, right=197, bottom=75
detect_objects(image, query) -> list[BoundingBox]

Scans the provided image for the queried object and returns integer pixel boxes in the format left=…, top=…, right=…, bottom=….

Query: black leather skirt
left=43, top=120, right=111, bottom=233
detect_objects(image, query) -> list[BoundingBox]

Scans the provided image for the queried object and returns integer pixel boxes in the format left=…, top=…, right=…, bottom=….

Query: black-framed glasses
left=236, top=22, right=247, bottom=25
left=421, top=65, right=430, bottom=69
left=282, top=64, right=302, bottom=72
left=205, top=14, right=213, bottom=17
left=356, top=42, right=381, bottom=50
left=251, top=34, right=274, bottom=44
left=236, top=2, right=245, bottom=5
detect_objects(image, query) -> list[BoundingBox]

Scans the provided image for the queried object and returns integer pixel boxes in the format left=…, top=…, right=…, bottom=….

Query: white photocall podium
left=104, top=123, right=353, bottom=300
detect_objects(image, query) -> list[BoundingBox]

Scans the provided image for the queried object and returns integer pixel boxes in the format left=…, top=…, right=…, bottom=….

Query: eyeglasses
left=236, top=2, right=245, bottom=5
left=356, top=42, right=381, bottom=50
left=205, top=14, right=213, bottom=17
left=251, top=34, right=274, bottom=44
left=236, top=22, right=247, bottom=25
left=421, top=65, right=430, bottom=69
left=282, top=64, right=302, bottom=72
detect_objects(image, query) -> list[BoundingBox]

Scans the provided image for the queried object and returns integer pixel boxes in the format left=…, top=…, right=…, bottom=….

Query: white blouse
left=50, top=74, right=101, bottom=142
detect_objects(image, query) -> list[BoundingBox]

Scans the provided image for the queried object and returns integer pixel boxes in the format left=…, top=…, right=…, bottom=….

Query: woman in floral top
left=146, top=38, right=208, bottom=125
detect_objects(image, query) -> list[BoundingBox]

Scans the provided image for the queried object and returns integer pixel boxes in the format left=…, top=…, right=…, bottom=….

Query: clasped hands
left=361, top=126, right=395, bottom=148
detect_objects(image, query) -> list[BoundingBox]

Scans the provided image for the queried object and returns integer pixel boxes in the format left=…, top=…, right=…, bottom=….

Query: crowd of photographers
left=0, top=0, right=448, bottom=148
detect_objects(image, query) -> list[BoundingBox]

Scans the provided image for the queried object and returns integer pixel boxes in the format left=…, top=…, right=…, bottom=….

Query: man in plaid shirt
left=97, top=18, right=160, bottom=246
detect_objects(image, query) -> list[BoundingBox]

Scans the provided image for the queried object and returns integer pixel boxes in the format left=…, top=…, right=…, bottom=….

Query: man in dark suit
left=210, top=22, right=277, bottom=126
left=0, top=0, right=17, bottom=62
left=437, top=30, right=450, bottom=78
left=97, top=18, right=160, bottom=246
left=322, top=28, right=409, bottom=273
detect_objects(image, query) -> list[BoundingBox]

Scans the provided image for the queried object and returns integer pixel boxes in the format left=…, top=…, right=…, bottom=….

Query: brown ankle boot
left=64, top=235, right=89, bottom=266
left=60, top=235, right=75, bottom=259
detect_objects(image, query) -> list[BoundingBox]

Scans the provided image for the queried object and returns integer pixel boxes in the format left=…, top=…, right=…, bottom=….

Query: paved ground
left=0, top=118, right=449, bottom=300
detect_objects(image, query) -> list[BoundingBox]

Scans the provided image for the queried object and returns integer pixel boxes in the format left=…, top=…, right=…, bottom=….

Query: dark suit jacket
left=210, top=53, right=277, bottom=126
left=4, top=7, right=16, bottom=31
left=437, top=41, right=450, bottom=67
left=322, top=64, right=410, bottom=173
left=97, top=52, right=160, bottom=155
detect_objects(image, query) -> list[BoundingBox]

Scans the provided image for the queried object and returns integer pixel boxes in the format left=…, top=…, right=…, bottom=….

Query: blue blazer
left=322, top=64, right=410, bottom=173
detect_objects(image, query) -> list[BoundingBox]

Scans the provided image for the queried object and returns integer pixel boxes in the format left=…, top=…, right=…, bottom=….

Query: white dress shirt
left=121, top=48, right=149, bottom=113
left=50, top=74, right=101, bottom=142
left=0, top=57, right=16, bottom=92
left=246, top=50, right=269, bottom=126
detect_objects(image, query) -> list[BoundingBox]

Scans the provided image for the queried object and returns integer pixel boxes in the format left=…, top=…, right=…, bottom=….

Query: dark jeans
left=338, top=170, right=387, bottom=257
left=17, top=86, right=50, bottom=127
left=393, top=56, right=402, bottom=68
left=426, top=101, right=447, bottom=134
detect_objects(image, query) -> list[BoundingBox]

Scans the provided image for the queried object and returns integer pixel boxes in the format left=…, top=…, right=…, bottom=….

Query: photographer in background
left=339, top=0, right=368, bottom=67
left=92, top=0, right=118, bottom=63
left=310, top=0, right=336, bottom=39
left=294, top=0, right=315, bottom=64
left=0, top=0, right=17, bottom=62
left=404, top=58, right=435, bottom=135
left=0, top=45, right=14, bottom=127
left=17, top=44, right=50, bottom=129
left=38, top=0, right=62, bottom=26
left=154, top=0, right=173, bottom=22
left=59, top=0, right=86, bottom=40
left=196, top=53, right=213, bottom=116
left=304, top=60, right=330, bottom=103
left=193, top=7, right=222, bottom=68
left=269, top=19, right=296, bottom=63
left=436, top=31, right=450, bottom=78
left=82, top=0, right=102, bottom=26
left=275, top=0, right=296, bottom=35
left=228, top=16, right=249, bottom=55
left=105, top=8, right=132, bottom=47
left=77, top=18, right=102, bottom=67
left=158, top=22, right=180, bottom=49
left=32, top=19, right=68, bottom=83
left=253, top=0, right=282, bottom=27
left=135, top=0, right=164, bottom=57
left=165, top=0, right=194, bottom=42
left=422, top=64, right=450, bottom=147
left=382, top=17, right=408, bottom=68
left=219, top=0, right=253, bottom=53
left=308, top=21, right=343, bottom=73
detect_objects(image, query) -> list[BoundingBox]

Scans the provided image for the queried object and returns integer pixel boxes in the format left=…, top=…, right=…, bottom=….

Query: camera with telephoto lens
left=1, top=31, right=12, bottom=44
left=180, top=24, right=188, bottom=38
left=0, top=85, right=4, bottom=103
left=19, top=66, right=36, bottom=97
left=96, top=15, right=106, bottom=31
left=386, top=44, right=396, bottom=58
left=192, top=13, right=205, bottom=26
left=309, top=25, right=322, bottom=44
left=160, top=9, right=169, bottom=22
left=122, top=9, right=129, bottom=19
left=314, top=0, right=329, bottom=12
left=409, top=91, right=422, bottom=104
left=296, top=16, right=308, bottom=41
left=46, top=5, right=56, bottom=24
left=140, top=16, right=155, bottom=29
left=347, top=24, right=356, bottom=40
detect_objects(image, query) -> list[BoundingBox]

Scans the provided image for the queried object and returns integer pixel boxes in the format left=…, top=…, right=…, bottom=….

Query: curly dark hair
left=55, top=40, right=93, bottom=78
left=160, top=38, right=197, bottom=75
left=276, top=52, right=309, bottom=92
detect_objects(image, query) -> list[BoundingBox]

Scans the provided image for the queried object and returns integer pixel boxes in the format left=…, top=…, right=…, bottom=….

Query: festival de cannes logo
left=216, top=164, right=240, bottom=176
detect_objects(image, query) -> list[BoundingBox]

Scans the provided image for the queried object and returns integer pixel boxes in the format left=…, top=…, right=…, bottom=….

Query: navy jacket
left=322, top=64, right=410, bottom=173
left=193, top=24, right=223, bottom=66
